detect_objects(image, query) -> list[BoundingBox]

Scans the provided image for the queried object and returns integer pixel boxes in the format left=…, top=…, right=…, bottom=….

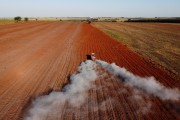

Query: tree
left=14, top=16, right=22, bottom=22
left=24, top=17, right=29, bottom=22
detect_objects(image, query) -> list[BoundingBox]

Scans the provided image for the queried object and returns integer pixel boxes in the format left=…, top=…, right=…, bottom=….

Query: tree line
left=14, top=16, right=29, bottom=22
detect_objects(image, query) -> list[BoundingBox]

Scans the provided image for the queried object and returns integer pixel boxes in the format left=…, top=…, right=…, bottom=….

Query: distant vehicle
left=91, top=53, right=96, bottom=61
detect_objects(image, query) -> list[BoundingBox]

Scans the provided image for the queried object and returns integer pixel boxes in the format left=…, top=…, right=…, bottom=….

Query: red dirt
left=0, top=22, right=179, bottom=120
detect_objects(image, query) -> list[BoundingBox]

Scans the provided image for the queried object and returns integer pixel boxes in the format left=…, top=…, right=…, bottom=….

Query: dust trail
left=128, top=89, right=152, bottom=114
left=24, top=60, right=97, bottom=120
left=96, top=60, right=180, bottom=101
left=24, top=60, right=180, bottom=119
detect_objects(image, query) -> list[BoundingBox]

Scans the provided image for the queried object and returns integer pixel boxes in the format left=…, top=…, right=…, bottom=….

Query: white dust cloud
left=24, top=60, right=97, bottom=120
left=129, top=89, right=152, bottom=114
left=96, top=60, right=180, bottom=101
left=24, top=60, right=180, bottom=119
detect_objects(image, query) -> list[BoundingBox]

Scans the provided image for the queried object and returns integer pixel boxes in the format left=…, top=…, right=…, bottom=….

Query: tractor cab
left=91, top=53, right=96, bottom=61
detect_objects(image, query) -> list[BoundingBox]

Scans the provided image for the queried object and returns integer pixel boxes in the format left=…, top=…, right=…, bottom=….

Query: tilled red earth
left=0, top=22, right=179, bottom=120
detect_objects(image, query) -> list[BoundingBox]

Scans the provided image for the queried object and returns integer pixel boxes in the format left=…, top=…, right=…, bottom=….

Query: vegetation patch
left=0, top=18, right=14, bottom=25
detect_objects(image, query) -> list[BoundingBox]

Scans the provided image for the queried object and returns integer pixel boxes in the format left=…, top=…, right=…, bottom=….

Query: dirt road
left=0, top=22, right=179, bottom=120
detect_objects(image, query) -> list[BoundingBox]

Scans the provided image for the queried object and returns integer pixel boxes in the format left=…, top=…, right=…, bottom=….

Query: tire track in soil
left=1, top=22, right=69, bottom=119
left=0, top=24, right=80, bottom=119
left=0, top=22, right=70, bottom=97
left=0, top=22, right=52, bottom=36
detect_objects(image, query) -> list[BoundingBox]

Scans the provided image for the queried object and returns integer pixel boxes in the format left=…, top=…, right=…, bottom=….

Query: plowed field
left=93, top=22, right=180, bottom=75
left=0, top=22, right=179, bottom=120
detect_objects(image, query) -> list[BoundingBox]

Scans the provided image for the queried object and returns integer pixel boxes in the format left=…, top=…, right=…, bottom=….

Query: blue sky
left=0, top=0, right=180, bottom=17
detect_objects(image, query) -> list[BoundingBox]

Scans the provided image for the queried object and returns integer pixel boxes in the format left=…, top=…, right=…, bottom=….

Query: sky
left=0, top=0, right=180, bottom=18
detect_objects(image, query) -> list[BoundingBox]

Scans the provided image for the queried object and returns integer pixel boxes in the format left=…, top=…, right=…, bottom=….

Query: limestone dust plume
left=24, top=60, right=180, bottom=120
left=24, top=60, right=98, bottom=120
left=96, top=60, right=180, bottom=101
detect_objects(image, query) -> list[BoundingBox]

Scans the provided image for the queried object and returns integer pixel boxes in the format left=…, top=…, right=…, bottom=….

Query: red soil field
left=0, top=22, right=179, bottom=120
